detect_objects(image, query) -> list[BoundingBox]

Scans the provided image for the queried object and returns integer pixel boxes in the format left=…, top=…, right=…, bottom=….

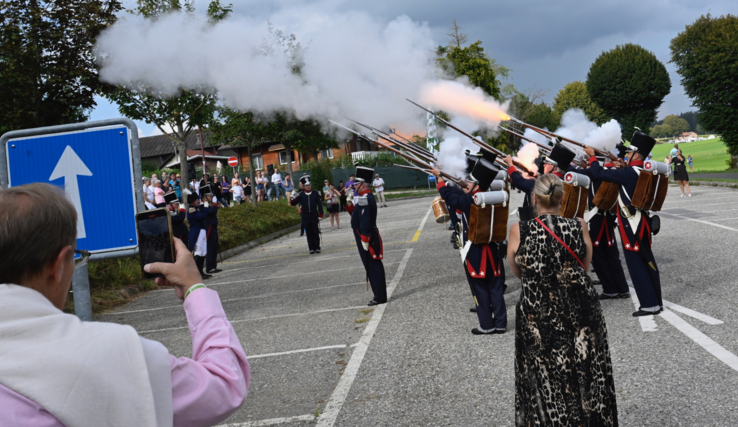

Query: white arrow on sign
left=49, top=146, right=92, bottom=239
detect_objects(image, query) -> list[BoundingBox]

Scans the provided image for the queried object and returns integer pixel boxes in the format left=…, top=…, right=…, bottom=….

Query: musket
left=406, top=99, right=532, bottom=174
left=329, top=120, right=465, bottom=185
left=499, top=125, right=552, bottom=153
left=348, top=119, right=436, bottom=161
left=393, top=163, right=463, bottom=185
left=508, top=117, right=617, bottom=161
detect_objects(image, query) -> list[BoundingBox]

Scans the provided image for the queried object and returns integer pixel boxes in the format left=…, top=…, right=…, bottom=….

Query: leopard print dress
left=514, top=215, right=618, bottom=427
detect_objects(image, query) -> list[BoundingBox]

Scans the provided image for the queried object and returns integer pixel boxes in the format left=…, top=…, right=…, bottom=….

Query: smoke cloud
left=418, top=79, right=511, bottom=128
left=554, top=109, right=622, bottom=156
left=96, top=11, right=437, bottom=131
left=436, top=135, right=479, bottom=179
left=514, top=142, right=540, bottom=173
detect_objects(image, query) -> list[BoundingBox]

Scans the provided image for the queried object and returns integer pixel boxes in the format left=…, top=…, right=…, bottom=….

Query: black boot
left=195, top=256, right=212, bottom=280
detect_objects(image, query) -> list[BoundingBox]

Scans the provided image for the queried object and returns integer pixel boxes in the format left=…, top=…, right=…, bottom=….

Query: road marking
left=661, top=200, right=738, bottom=209
left=663, top=300, right=723, bottom=325
left=317, top=248, right=414, bottom=427
left=659, top=309, right=738, bottom=373
left=249, top=344, right=350, bottom=359
left=411, top=207, right=433, bottom=242
left=223, top=240, right=415, bottom=264
left=108, top=282, right=369, bottom=316
left=659, top=212, right=738, bottom=232
left=218, top=414, right=315, bottom=427
left=629, top=286, right=658, bottom=332
left=138, top=305, right=368, bottom=334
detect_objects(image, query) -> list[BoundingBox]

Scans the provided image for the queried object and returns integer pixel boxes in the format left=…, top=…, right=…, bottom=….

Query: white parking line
left=659, top=309, right=738, bottom=373
left=629, top=286, right=658, bottom=332
left=138, top=305, right=367, bottom=334
left=317, top=248, right=414, bottom=427
left=249, top=344, right=349, bottom=360
left=218, top=414, right=315, bottom=427
left=107, top=282, right=368, bottom=316
left=659, top=212, right=738, bottom=232
left=663, top=300, right=723, bottom=325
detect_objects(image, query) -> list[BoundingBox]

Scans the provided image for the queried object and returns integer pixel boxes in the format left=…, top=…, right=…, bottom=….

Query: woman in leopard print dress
left=507, top=174, right=618, bottom=427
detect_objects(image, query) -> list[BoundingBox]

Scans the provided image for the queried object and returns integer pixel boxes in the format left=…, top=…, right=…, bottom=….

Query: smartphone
left=136, top=208, right=175, bottom=279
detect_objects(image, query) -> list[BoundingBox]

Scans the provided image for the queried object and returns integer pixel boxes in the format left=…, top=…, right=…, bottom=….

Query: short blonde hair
left=533, top=174, right=564, bottom=209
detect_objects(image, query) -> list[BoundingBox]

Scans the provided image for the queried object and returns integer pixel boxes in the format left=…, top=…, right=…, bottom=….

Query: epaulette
left=189, top=207, right=196, bottom=213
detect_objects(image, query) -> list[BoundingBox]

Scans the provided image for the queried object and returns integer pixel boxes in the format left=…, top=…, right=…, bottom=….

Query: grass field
left=650, top=138, right=730, bottom=172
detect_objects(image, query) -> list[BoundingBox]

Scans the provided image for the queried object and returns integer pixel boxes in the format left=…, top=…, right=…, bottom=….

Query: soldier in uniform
left=504, top=144, right=576, bottom=221
left=290, top=175, right=324, bottom=254
left=165, top=190, right=189, bottom=248
left=431, top=158, right=507, bottom=335
left=578, top=144, right=631, bottom=300
left=584, top=131, right=663, bottom=316
left=200, top=185, right=222, bottom=274
left=186, top=191, right=211, bottom=280
left=351, top=166, right=387, bottom=306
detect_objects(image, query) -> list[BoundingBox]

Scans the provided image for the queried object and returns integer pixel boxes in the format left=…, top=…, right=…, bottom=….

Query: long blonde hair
left=533, top=174, right=564, bottom=209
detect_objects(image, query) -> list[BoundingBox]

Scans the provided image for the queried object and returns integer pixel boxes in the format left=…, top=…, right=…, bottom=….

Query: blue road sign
left=6, top=125, right=138, bottom=254
left=428, top=174, right=435, bottom=181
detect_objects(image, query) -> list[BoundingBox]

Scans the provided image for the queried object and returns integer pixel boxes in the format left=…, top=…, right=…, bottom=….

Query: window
left=252, top=153, right=263, bottom=170
left=320, top=149, right=334, bottom=160
left=279, top=150, right=296, bottom=165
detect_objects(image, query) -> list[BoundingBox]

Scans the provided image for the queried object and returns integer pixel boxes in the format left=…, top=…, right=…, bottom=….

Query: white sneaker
left=688, top=193, right=692, bottom=197
left=680, top=194, right=684, bottom=198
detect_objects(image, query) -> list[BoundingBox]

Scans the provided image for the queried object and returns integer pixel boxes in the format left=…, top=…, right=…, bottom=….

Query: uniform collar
left=629, top=160, right=644, bottom=167
left=552, top=171, right=564, bottom=178
left=359, top=189, right=372, bottom=196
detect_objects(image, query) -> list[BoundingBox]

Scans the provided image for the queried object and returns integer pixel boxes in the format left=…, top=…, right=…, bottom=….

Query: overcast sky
left=91, top=0, right=734, bottom=136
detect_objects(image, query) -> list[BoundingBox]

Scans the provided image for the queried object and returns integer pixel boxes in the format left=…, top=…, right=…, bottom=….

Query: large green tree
left=663, top=114, right=690, bottom=137
left=552, top=81, right=610, bottom=125
left=102, top=0, right=231, bottom=196
left=0, top=0, right=122, bottom=136
left=586, top=43, right=671, bottom=138
left=670, top=14, right=738, bottom=156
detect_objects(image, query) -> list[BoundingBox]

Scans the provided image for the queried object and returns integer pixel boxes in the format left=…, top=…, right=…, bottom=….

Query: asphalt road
left=102, top=184, right=738, bottom=426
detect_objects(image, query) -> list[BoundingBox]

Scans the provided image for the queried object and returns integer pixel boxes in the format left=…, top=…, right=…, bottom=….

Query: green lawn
left=650, top=138, right=730, bottom=172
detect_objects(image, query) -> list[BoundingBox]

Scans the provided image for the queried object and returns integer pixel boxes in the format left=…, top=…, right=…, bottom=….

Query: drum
left=432, top=196, right=450, bottom=223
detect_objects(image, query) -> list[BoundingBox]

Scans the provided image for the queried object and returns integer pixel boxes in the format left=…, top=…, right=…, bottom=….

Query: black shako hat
left=355, top=166, right=374, bottom=183
left=535, top=155, right=546, bottom=175
left=628, top=131, right=656, bottom=158
left=200, top=184, right=213, bottom=196
left=479, top=150, right=498, bottom=165
left=300, top=175, right=312, bottom=186
left=544, top=143, right=576, bottom=170
left=164, top=191, right=179, bottom=205
left=465, top=152, right=482, bottom=174
left=187, top=191, right=199, bottom=204
left=468, top=158, right=497, bottom=191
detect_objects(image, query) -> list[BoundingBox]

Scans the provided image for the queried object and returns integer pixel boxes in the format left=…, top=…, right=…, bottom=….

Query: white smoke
left=514, top=142, right=540, bottom=173
left=436, top=135, right=479, bottom=179
left=523, top=128, right=551, bottom=147
left=419, top=79, right=510, bottom=128
left=95, top=11, right=437, bottom=130
left=554, top=109, right=621, bottom=157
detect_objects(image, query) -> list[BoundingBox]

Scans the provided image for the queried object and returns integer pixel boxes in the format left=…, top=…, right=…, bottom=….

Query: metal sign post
left=1, top=119, right=145, bottom=321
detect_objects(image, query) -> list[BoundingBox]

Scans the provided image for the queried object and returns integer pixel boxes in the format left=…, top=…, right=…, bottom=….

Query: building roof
left=138, top=130, right=217, bottom=159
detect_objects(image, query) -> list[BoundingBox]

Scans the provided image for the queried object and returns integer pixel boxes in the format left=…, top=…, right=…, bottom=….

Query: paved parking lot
left=102, top=184, right=738, bottom=426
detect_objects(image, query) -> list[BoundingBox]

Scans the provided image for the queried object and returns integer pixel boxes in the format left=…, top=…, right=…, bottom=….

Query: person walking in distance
left=352, top=166, right=387, bottom=306
left=325, top=183, right=341, bottom=229
left=187, top=191, right=211, bottom=280
left=671, top=149, right=692, bottom=197
left=687, top=154, right=694, bottom=172
left=284, top=174, right=294, bottom=200
left=290, top=176, right=324, bottom=254
left=166, top=190, right=189, bottom=249
left=372, top=173, right=388, bottom=207
left=271, top=169, right=285, bottom=200
left=200, top=185, right=222, bottom=274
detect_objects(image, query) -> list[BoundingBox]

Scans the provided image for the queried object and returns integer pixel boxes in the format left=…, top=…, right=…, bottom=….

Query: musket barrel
left=509, top=117, right=616, bottom=161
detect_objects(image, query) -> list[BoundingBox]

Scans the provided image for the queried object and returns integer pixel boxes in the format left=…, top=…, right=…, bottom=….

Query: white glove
left=169, top=209, right=176, bottom=216
left=203, top=201, right=210, bottom=208
left=362, top=241, right=369, bottom=251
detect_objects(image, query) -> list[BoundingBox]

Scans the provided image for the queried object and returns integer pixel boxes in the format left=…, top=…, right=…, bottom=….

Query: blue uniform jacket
left=438, top=181, right=503, bottom=279
left=350, top=191, right=383, bottom=260
left=577, top=165, right=618, bottom=247
left=170, top=207, right=188, bottom=241
left=187, top=204, right=208, bottom=251
left=290, top=190, right=323, bottom=220
left=586, top=157, right=652, bottom=252
left=204, top=203, right=219, bottom=228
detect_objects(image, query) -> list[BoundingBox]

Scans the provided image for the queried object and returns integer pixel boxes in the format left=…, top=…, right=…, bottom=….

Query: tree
left=209, top=109, right=269, bottom=207
left=586, top=43, right=671, bottom=138
left=102, top=0, right=231, bottom=201
left=650, top=124, right=672, bottom=139
left=663, top=114, right=690, bottom=137
left=552, top=81, right=610, bottom=125
left=670, top=14, right=738, bottom=156
left=437, top=40, right=505, bottom=100
left=447, top=18, right=468, bottom=48
left=0, top=0, right=122, bottom=136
